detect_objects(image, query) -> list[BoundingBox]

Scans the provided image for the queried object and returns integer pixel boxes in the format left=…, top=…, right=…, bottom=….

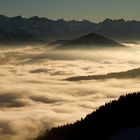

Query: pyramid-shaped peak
left=83, top=33, right=101, bottom=37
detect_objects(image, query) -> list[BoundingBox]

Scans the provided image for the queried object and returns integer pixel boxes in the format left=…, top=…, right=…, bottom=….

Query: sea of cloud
left=0, top=44, right=140, bottom=140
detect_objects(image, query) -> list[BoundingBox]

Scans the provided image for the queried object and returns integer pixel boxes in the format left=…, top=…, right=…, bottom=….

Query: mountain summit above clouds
left=51, top=33, right=124, bottom=48
left=0, top=15, right=140, bottom=44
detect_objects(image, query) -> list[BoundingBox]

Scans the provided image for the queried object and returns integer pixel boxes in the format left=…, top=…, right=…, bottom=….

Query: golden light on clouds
left=0, top=43, right=140, bottom=139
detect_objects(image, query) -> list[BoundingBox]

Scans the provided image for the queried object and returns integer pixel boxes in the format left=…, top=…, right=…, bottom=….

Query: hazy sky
left=0, top=0, right=140, bottom=22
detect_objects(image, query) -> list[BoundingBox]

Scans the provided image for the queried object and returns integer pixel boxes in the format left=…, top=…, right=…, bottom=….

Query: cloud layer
left=0, top=44, right=140, bottom=139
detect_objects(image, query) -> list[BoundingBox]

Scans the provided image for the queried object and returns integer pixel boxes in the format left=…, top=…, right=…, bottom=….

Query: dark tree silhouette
left=36, top=92, right=140, bottom=140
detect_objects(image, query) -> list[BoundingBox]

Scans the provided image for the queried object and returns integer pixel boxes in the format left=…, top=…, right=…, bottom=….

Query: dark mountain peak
left=11, top=16, right=23, bottom=20
left=82, top=32, right=102, bottom=38
left=28, top=16, right=51, bottom=23
left=81, top=19, right=93, bottom=24
left=113, top=18, right=126, bottom=22
left=102, top=18, right=126, bottom=24
left=78, top=32, right=110, bottom=42
left=53, top=33, right=124, bottom=48
left=103, top=18, right=113, bottom=23
left=82, top=19, right=90, bottom=22
left=29, top=16, right=40, bottom=20
left=57, top=18, right=65, bottom=22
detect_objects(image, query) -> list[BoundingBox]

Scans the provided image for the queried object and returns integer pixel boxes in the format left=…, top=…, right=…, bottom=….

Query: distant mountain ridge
left=0, top=15, right=140, bottom=43
left=52, top=33, right=124, bottom=48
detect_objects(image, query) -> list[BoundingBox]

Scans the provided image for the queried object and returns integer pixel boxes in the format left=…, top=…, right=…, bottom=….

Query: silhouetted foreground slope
left=66, top=67, right=140, bottom=81
left=52, top=33, right=124, bottom=48
left=36, top=92, right=140, bottom=140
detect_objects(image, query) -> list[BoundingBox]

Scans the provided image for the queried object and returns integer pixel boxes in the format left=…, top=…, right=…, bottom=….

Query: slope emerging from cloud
left=65, top=67, right=140, bottom=81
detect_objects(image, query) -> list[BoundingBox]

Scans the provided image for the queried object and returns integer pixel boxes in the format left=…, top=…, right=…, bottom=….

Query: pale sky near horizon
left=0, top=0, right=140, bottom=22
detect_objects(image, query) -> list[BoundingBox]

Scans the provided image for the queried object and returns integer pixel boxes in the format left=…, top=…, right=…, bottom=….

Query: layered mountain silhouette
left=36, top=92, right=140, bottom=140
left=0, top=15, right=140, bottom=44
left=52, top=33, right=124, bottom=48
left=65, top=67, right=140, bottom=81
left=0, top=28, right=39, bottom=44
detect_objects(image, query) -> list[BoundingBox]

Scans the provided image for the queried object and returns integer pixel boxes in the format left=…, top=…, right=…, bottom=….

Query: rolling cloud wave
left=0, top=44, right=140, bottom=139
